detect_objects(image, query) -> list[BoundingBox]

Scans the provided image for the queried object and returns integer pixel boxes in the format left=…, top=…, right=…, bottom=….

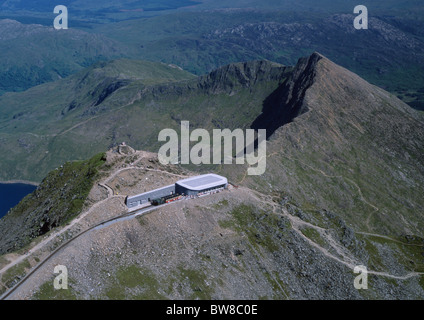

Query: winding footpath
left=245, top=187, right=424, bottom=281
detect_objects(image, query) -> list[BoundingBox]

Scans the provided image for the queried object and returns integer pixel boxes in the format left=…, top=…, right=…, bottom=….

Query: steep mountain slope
left=0, top=152, right=106, bottom=254
left=242, top=53, right=424, bottom=238
left=0, top=58, right=291, bottom=182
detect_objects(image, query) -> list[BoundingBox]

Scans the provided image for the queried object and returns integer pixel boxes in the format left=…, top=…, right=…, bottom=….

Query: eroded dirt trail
left=244, top=187, right=424, bottom=281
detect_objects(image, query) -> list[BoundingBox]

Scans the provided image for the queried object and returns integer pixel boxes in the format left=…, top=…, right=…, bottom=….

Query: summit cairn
left=118, top=142, right=135, bottom=155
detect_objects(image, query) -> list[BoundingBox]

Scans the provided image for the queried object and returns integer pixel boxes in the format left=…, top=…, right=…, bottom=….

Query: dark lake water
left=0, top=183, right=37, bottom=219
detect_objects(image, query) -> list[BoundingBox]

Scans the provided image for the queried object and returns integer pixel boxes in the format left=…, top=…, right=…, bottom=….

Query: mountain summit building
left=125, top=174, right=228, bottom=210
left=175, top=174, right=227, bottom=196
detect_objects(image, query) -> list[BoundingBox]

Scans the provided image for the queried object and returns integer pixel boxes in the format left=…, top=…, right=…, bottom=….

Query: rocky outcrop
left=251, top=52, right=322, bottom=137
left=146, top=60, right=292, bottom=98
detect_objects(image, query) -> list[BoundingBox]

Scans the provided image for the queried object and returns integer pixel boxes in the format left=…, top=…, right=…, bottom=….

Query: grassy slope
left=0, top=59, right=196, bottom=133
left=0, top=59, right=197, bottom=182
left=0, top=152, right=106, bottom=255
left=0, top=59, right=289, bottom=182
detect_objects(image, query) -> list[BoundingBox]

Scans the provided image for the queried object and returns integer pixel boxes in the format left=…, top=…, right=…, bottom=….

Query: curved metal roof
left=176, top=174, right=227, bottom=191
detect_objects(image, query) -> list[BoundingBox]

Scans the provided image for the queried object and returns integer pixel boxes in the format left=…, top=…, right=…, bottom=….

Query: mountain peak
left=311, top=51, right=325, bottom=58
left=252, top=51, right=423, bottom=138
left=250, top=53, right=424, bottom=237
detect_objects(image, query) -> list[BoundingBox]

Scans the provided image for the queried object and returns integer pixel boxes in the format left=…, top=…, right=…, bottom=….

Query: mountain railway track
left=0, top=203, right=162, bottom=300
